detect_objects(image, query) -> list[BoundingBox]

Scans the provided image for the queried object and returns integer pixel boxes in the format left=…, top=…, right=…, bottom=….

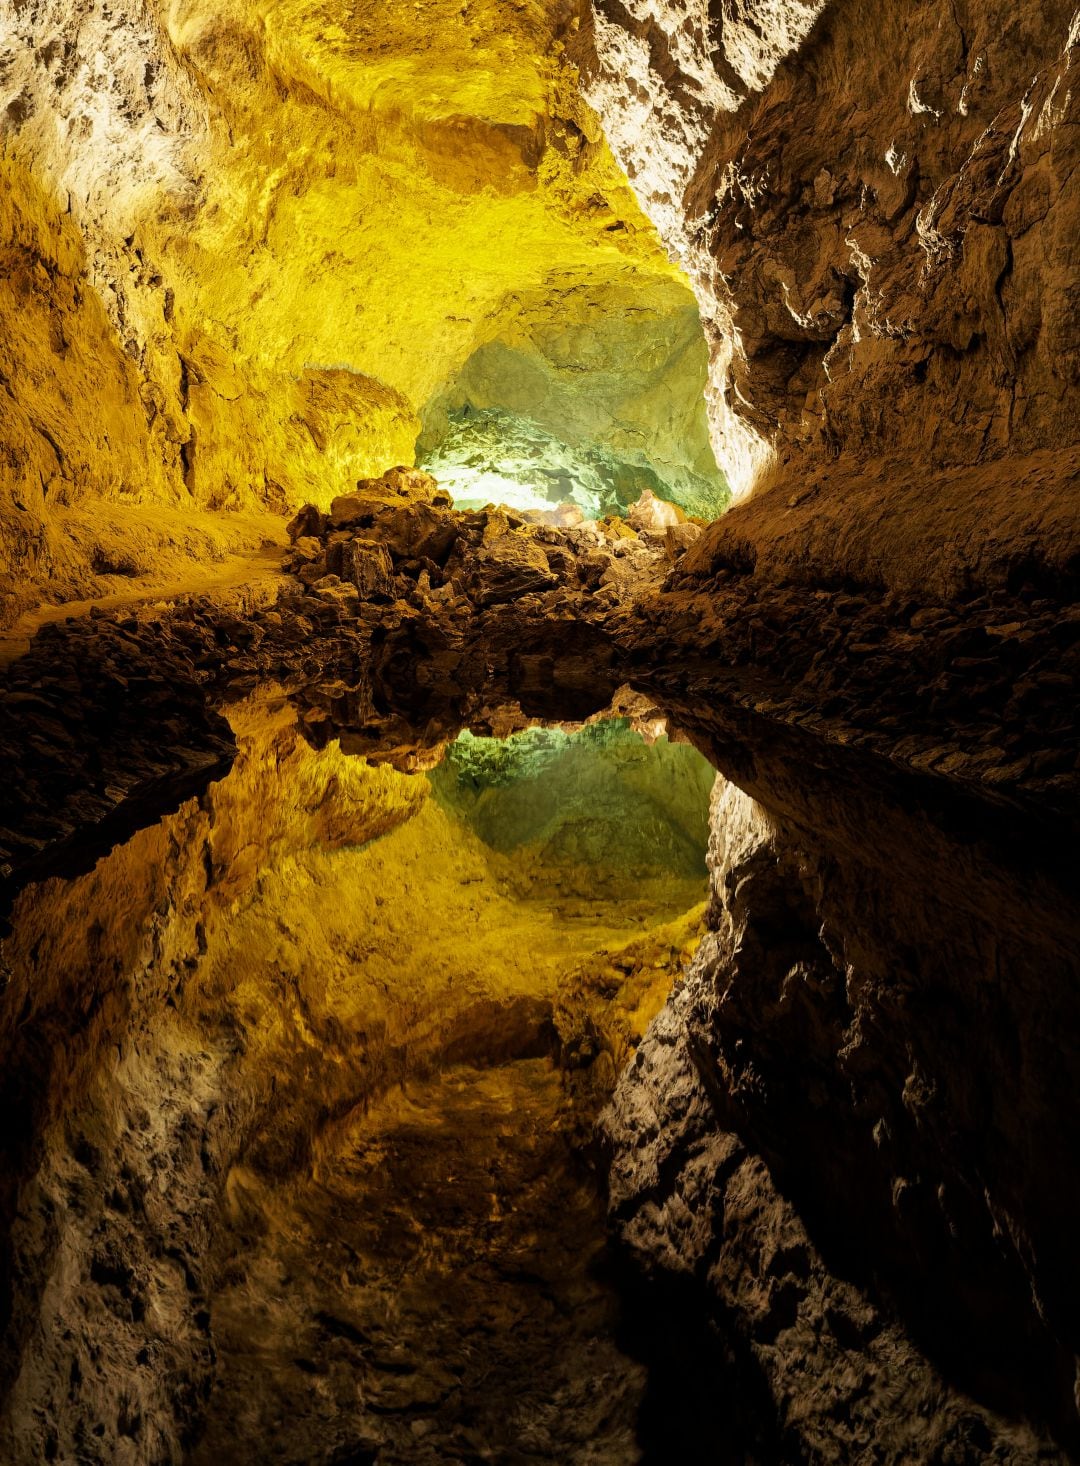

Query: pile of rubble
left=282, top=468, right=702, bottom=622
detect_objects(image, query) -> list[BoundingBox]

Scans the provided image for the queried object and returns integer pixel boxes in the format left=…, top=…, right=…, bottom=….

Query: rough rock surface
left=8, top=461, right=1076, bottom=908
left=0, top=460, right=1076, bottom=1457
left=0, top=457, right=1073, bottom=887
left=582, top=0, right=1080, bottom=500
left=417, top=281, right=728, bottom=518
left=2, top=0, right=1080, bottom=1453
left=602, top=767, right=1080, bottom=1459
left=0, top=447, right=1075, bottom=1461
left=564, top=9, right=1080, bottom=1452
left=0, top=0, right=719, bottom=622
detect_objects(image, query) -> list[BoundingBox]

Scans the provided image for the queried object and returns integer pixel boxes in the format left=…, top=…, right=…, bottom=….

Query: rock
left=326, top=473, right=459, bottom=565
left=520, top=502, right=586, bottom=529
left=371, top=504, right=459, bottom=565
left=457, top=530, right=560, bottom=607
left=331, top=468, right=442, bottom=527
left=577, top=552, right=612, bottom=591
left=329, top=495, right=373, bottom=530
left=597, top=516, right=639, bottom=542
left=663, top=523, right=702, bottom=562
left=325, top=538, right=395, bottom=600
left=583, top=0, right=1080, bottom=602
left=287, top=504, right=327, bottom=542
left=600, top=773, right=1077, bottom=1461
left=376, top=466, right=442, bottom=500
left=283, top=538, right=326, bottom=574
left=628, top=489, right=684, bottom=532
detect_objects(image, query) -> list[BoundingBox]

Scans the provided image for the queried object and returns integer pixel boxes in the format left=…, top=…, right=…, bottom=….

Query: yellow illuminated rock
left=0, top=0, right=721, bottom=623
left=0, top=695, right=712, bottom=1462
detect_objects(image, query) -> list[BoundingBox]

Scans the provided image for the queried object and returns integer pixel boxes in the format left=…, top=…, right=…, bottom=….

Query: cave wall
left=2, top=0, right=1078, bottom=1455
left=580, top=0, right=1080, bottom=564
left=568, top=5, right=1080, bottom=1447
left=0, top=155, right=185, bottom=609
left=603, top=750, right=1080, bottom=1459
left=0, top=0, right=721, bottom=624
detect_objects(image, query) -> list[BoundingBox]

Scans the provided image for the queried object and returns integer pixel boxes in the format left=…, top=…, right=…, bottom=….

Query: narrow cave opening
left=412, top=296, right=731, bottom=526
left=410, top=275, right=729, bottom=527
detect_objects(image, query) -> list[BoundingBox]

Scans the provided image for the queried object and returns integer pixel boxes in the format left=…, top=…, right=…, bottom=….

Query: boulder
left=330, top=466, right=449, bottom=530
left=628, top=489, right=684, bottom=533
left=520, top=502, right=585, bottom=529
left=458, top=530, right=559, bottom=606
left=340, top=538, right=395, bottom=600
left=287, top=503, right=327, bottom=541
left=663, top=523, right=703, bottom=562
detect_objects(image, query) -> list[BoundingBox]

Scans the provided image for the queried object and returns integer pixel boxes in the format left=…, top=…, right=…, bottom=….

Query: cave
left=1, top=1, right=1079, bottom=1464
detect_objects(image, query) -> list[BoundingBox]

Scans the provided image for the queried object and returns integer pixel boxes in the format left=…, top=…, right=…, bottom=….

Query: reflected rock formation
left=1, top=2, right=1080, bottom=1463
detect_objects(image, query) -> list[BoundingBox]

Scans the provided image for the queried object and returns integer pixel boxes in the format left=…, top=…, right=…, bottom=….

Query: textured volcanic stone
left=577, top=0, right=1080, bottom=652
left=3, top=463, right=1077, bottom=906
left=581, top=0, right=1080, bottom=495
left=0, top=0, right=722, bottom=621
left=329, top=472, right=459, bottom=564
left=601, top=740, right=1080, bottom=1459
left=458, top=531, right=560, bottom=606
left=0, top=455, right=1078, bottom=1461
left=327, top=538, right=395, bottom=600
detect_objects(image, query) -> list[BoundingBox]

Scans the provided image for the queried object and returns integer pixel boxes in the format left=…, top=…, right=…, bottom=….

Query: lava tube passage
left=1, top=697, right=727, bottom=1463
left=3, top=0, right=1080, bottom=1461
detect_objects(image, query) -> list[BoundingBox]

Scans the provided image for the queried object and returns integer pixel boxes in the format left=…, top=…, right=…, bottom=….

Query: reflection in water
left=0, top=700, right=717, bottom=1464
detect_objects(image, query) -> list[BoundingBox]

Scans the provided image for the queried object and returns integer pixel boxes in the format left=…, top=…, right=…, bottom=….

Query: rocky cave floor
left=1, top=468, right=1079, bottom=1464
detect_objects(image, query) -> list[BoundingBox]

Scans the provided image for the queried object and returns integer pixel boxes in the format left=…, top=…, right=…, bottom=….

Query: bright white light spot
left=907, top=78, right=941, bottom=118
left=438, top=469, right=577, bottom=516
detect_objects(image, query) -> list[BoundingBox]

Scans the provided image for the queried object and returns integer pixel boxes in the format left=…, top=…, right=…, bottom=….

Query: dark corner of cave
left=2, top=1, right=1080, bottom=1463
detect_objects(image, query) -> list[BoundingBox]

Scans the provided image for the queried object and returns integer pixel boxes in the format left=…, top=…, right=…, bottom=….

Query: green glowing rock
left=418, top=406, right=671, bottom=518
left=429, top=719, right=716, bottom=882
left=417, top=290, right=730, bottom=521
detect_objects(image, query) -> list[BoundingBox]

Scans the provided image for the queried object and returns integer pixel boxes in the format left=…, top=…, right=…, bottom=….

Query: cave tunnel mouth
left=411, top=293, right=732, bottom=526
left=415, top=402, right=730, bottom=525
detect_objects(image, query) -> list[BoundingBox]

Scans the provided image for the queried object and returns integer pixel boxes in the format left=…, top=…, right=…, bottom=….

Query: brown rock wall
left=584, top=0, right=1080, bottom=494
left=602, top=766, right=1080, bottom=1459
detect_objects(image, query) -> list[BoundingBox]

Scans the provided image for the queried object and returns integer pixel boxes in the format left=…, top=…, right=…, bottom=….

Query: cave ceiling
left=0, top=0, right=724, bottom=619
